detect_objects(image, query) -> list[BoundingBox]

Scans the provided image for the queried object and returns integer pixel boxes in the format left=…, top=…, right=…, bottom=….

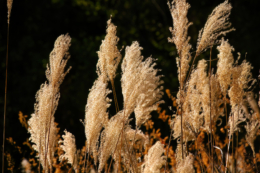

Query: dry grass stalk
left=2, top=1, right=14, bottom=171
left=121, top=41, right=144, bottom=118
left=216, top=38, right=234, bottom=95
left=196, top=0, right=235, bottom=55
left=96, top=18, right=121, bottom=81
left=7, top=0, right=260, bottom=172
left=121, top=41, right=164, bottom=122
left=96, top=18, right=122, bottom=112
left=7, top=0, right=13, bottom=24
left=141, top=141, right=166, bottom=173
left=28, top=34, right=71, bottom=172
left=84, top=75, right=111, bottom=164
left=168, top=0, right=192, bottom=87
left=176, top=153, right=195, bottom=173
left=59, top=130, right=78, bottom=171
left=98, top=111, right=125, bottom=173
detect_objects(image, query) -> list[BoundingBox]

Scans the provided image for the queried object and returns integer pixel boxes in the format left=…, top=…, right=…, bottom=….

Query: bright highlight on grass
left=2, top=0, right=260, bottom=172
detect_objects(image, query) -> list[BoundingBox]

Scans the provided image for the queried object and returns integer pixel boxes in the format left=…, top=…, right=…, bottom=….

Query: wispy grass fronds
left=121, top=41, right=144, bottom=118
left=141, top=141, right=166, bottom=173
left=121, top=41, right=164, bottom=124
left=185, top=68, right=202, bottom=133
left=210, top=75, right=224, bottom=124
left=97, top=19, right=121, bottom=81
left=3, top=0, right=14, bottom=171
left=134, top=57, right=164, bottom=128
left=28, top=34, right=71, bottom=172
left=172, top=115, right=194, bottom=142
left=59, top=130, right=78, bottom=170
left=113, top=128, right=148, bottom=172
left=28, top=84, right=58, bottom=171
left=196, top=60, right=210, bottom=132
left=98, top=111, right=125, bottom=173
left=84, top=75, right=111, bottom=164
left=168, top=0, right=192, bottom=87
left=247, top=91, right=260, bottom=119
left=245, top=119, right=260, bottom=157
left=176, top=153, right=195, bottom=173
left=175, top=142, right=187, bottom=167
left=125, top=128, right=149, bottom=149
left=228, top=60, right=254, bottom=110
left=216, top=38, right=234, bottom=95
left=228, top=106, right=245, bottom=136
left=46, top=34, right=72, bottom=89
left=7, top=0, right=13, bottom=24
left=196, top=0, right=235, bottom=55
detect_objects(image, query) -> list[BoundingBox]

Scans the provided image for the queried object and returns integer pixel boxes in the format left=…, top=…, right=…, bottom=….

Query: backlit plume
left=121, top=41, right=164, bottom=123
left=196, top=0, right=235, bottom=55
left=85, top=75, right=111, bottom=164
left=168, top=0, right=192, bottom=87
left=141, top=141, right=166, bottom=173
left=59, top=130, right=78, bottom=171
left=28, top=34, right=71, bottom=171
left=7, top=0, right=13, bottom=24
left=97, top=19, right=121, bottom=81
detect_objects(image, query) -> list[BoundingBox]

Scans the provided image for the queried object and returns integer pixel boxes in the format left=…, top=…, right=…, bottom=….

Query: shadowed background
left=0, top=0, right=260, bottom=171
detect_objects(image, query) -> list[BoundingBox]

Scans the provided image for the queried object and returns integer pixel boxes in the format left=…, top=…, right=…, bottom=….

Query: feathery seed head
left=98, top=112, right=125, bottom=173
left=121, top=41, right=144, bottom=117
left=228, top=106, right=246, bottom=135
left=217, top=38, right=234, bottom=95
left=28, top=34, right=71, bottom=170
left=196, top=0, right=235, bottom=55
left=168, top=0, right=192, bottom=87
left=97, top=19, right=121, bottom=81
left=121, top=42, right=164, bottom=122
left=141, top=141, right=166, bottom=173
left=176, top=153, right=195, bottom=173
left=245, top=119, right=260, bottom=157
left=85, top=75, right=111, bottom=164
left=59, top=130, right=77, bottom=168
left=46, top=34, right=71, bottom=89
left=7, top=0, right=13, bottom=24
left=134, top=57, right=164, bottom=127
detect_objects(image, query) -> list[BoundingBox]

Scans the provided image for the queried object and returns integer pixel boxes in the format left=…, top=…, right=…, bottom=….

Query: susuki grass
left=2, top=0, right=260, bottom=172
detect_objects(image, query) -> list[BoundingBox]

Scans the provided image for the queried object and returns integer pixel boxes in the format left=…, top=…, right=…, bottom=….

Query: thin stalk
left=107, top=120, right=123, bottom=173
left=44, top=87, right=56, bottom=173
left=117, top=134, right=122, bottom=173
left=224, top=97, right=227, bottom=125
left=209, top=47, right=213, bottom=173
left=232, top=114, right=234, bottom=172
left=39, top=138, right=41, bottom=173
left=179, top=52, right=184, bottom=160
left=130, top=127, right=138, bottom=161
left=185, top=54, right=198, bottom=85
left=107, top=108, right=130, bottom=173
left=2, top=22, right=10, bottom=173
left=123, top=131, right=137, bottom=173
left=115, top=123, right=136, bottom=173
left=108, top=77, right=143, bottom=173
left=111, top=79, right=120, bottom=113
left=225, top=132, right=231, bottom=173
left=86, top=150, right=90, bottom=173
left=235, top=131, right=238, bottom=173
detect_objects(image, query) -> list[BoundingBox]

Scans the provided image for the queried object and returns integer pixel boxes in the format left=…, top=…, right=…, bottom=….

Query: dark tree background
left=1, top=0, right=260, bottom=171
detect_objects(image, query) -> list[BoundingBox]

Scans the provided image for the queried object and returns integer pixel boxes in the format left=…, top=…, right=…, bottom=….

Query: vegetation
left=2, top=0, right=260, bottom=172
